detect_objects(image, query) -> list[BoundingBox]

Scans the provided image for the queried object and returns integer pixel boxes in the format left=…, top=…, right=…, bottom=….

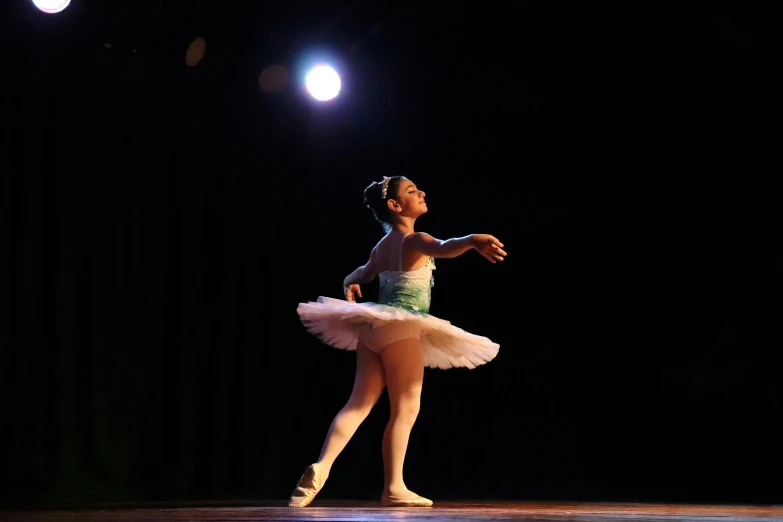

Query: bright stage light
left=305, top=65, right=341, bottom=102
left=32, top=0, right=71, bottom=14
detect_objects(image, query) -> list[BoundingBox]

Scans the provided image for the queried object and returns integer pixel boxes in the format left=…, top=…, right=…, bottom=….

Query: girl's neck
left=392, top=218, right=416, bottom=235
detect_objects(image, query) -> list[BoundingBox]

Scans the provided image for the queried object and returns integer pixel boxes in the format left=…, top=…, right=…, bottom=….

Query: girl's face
left=389, top=178, right=427, bottom=218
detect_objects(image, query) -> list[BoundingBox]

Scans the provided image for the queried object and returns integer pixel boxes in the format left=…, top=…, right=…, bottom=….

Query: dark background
left=2, top=0, right=781, bottom=509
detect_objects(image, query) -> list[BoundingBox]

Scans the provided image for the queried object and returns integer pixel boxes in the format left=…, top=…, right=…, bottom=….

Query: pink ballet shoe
left=288, top=463, right=326, bottom=508
left=380, top=492, right=434, bottom=507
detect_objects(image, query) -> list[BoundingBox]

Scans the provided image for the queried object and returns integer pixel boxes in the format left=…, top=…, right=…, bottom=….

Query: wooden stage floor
left=2, top=502, right=782, bottom=521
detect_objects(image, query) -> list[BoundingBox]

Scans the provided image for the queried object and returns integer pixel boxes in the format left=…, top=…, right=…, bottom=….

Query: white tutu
left=296, top=296, right=499, bottom=370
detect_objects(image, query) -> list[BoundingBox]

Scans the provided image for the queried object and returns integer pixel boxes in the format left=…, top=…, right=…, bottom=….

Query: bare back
left=373, top=232, right=430, bottom=273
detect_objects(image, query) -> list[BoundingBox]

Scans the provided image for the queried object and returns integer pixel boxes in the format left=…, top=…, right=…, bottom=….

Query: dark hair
left=363, top=176, right=404, bottom=232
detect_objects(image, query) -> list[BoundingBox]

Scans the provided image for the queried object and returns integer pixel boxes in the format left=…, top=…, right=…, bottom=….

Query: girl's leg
left=379, top=337, right=426, bottom=500
left=315, top=344, right=386, bottom=477
left=289, top=345, right=385, bottom=507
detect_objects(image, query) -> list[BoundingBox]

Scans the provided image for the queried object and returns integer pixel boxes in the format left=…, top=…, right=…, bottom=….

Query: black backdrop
left=2, top=1, right=780, bottom=508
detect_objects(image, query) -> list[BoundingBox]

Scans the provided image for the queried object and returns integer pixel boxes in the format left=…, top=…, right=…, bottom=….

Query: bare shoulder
left=401, top=232, right=436, bottom=269
left=405, top=231, right=437, bottom=248
left=367, top=234, right=393, bottom=271
left=369, top=239, right=384, bottom=261
left=367, top=239, right=383, bottom=262
left=373, top=234, right=392, bottom=256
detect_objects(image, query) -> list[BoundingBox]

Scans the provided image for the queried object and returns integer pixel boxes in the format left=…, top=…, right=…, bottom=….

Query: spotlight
left=305, top=65, right=341, bottom=102
left=32, top=0, right=70, bottom=14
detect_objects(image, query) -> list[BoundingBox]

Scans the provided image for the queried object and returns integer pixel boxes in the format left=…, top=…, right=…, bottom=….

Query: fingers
left=490, top=245, right=506, bottom=260
left=483, top=242, right=506, bottom=263
left=345, top=284, right=362, bottom=302
left=488, top=236, right=504, bottom=248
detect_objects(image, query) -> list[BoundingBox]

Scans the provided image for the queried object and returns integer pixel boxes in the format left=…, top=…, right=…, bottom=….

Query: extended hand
left=472, top=234, right=507, bottom=264
left=344, top=283, right=362, bottom=302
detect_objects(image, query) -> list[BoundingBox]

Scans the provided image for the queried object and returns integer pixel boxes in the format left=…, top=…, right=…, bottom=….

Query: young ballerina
left=290, top=175, right=506, bottom=508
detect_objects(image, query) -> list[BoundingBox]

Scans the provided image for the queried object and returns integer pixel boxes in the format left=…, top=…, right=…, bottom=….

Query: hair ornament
left=381, top=176, right=391, bottom=200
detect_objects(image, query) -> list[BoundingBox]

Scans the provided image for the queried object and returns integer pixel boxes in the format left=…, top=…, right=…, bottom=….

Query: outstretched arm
left=406, top=233, right=506, bottom=263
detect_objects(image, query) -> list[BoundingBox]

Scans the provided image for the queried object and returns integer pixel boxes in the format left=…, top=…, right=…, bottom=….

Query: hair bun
left=363, top=175, right=402, bottom=233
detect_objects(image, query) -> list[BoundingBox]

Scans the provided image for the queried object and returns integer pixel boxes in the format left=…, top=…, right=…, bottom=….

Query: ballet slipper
left=380, top=492, right=434, bottom=507
left=288, top=463, right=326, bottom=508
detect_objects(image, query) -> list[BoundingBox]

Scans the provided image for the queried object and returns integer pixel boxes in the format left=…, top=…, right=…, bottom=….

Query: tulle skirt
left=296, top=297, right=499, bottom=369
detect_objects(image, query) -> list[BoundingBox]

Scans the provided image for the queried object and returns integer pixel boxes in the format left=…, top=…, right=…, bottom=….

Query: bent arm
left=343, top=247, right=379, bottom=287
left=406, top=233, right=476, bottom=259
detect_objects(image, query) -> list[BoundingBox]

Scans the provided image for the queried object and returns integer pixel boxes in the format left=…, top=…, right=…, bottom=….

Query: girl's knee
left=390, top=398, right=420, bottom=424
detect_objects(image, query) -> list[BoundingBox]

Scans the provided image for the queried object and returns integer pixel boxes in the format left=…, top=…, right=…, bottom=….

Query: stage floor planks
left=2, top=501, right=782, bottom=521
